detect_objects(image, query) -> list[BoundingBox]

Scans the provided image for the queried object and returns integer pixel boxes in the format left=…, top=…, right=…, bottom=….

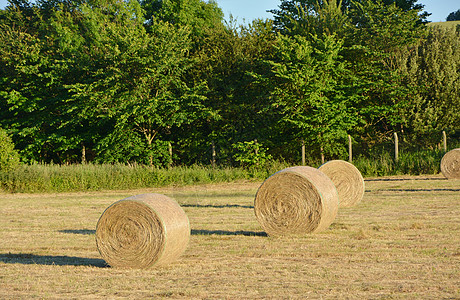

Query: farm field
left=428, top=20, right=460, bottom=28
left=0, top=175, right=459, bottom=299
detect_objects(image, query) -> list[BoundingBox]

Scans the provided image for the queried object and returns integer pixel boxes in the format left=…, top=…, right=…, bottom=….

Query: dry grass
left=0, top=176, right=459, bottom=299
left=428, top=20, right=460, bottom=29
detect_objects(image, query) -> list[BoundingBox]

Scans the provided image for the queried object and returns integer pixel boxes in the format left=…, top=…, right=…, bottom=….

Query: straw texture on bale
left=254, top=166, right=339, bottom=236
left=318, top=160, right=365, bottom=207
left=96, top=193, right=190, bottom=269
left=441, top=148, right=460, bottom=179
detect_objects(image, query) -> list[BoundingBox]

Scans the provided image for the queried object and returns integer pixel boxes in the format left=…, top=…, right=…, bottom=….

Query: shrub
left=0, top=128, right=21, bottom=171
left=232, top=141, right=272, bottom=168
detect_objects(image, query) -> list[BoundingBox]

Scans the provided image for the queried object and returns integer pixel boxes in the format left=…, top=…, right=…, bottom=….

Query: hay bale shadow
left=60, top=228, right=267, bottom=237
left=191, top=229, right=267, bottom=237
left=384, top=188, right=460, bottom=192
left=365, top=177, right=447, bottom=182
left=181, top=204, right=253, bottom=209
left=59, top=229, right=95, bottom=235
left=0, top=253, right=107, bottom=267
left=365, top=188, right=460, bottom=192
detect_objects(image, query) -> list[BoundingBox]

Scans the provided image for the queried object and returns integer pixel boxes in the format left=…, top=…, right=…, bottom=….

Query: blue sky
left=0, top=0, right=458, bottom=23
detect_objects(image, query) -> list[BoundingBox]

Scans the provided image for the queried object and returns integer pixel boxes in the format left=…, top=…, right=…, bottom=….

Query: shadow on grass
left=59, top=229, right=95, bottom=235
left=173, top=192, right=255, bottom=199
left=382, top=188, right=460, bottom=192
left=0, top=253, right=107, bottom=267
left=191, top=229, right=267, bottom=237
left=60, top=228, right=266, bottom=237
left=365, top=188, right=460, bottom=192
left=365, top=177, right=447, bottom=181
left=181, top=204, right=253, bottom=209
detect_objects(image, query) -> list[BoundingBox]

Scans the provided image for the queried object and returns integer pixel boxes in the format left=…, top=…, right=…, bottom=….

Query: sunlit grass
left=0, top=161, right=290, bottom=193
left=0, top=148, right=453, bottom=193
left=0, top=177, right=459, bottom=298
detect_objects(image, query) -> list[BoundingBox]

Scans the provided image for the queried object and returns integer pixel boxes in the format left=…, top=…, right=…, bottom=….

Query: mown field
left=0, top=175, right=459, bottom=299
left=428, top=20, right=460, bottom=28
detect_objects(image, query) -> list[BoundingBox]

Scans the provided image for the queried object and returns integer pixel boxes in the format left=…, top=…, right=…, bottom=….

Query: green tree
left=270, top=0, right=429, bottom=33
left=232, top=140, right=272, bottom=168
left=398, top=26, right=460, bottom=145
left=0, top=0, right=212, bottom=165
left=52, top=0, right=211, bottom=165
left=272, top=0, right=349, bottom=38
left=141, top=0, right=224, bottom=42
left=0, top=2, right=66, bottom=163
left=446, top=9, right=460, bottom=21
left=264, top=0, right=428, bottom=155
left=344, top=0, right=427, bottom=148
left=95, top=19, right=211, bottom=165
left=173, top=18, right=280, bottom=165
left=270, top=0, right=350, bottom=34
left=0, top=127, right=21, bottom=171
left=136, top=0, right=227, bottom=164
left=266, top=32, right=360, bottom=159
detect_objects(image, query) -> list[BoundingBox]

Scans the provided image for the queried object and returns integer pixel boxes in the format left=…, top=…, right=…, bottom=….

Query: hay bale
left=254, top=166, right=339, bottom=236
left=96, top=193, right=190, bottom=269
left=318, top=160, right=365, bottom=207
left=441, top=148, right=460, bottom=179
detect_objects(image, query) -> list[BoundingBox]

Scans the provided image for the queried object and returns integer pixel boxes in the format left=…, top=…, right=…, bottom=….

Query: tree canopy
left=0, top=0, right=458, bottom=165
left=446, top=9, right=460, bottom=21
left=269, top=0, right=430, bottom=33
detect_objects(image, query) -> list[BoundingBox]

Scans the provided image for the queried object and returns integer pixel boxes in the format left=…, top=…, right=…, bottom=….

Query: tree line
left=0, top=0, right=459, bottom=167
left=447, top=9, right=460, bottom=21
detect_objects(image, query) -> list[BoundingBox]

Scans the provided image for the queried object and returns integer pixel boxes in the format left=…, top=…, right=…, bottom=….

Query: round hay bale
left=318, top=160, right=365, bottom=207
left=254, top=166, right=339, bottom=236
left=441, top=148, right=460, bottom=179
left=96, top=193, right=190, bottom=269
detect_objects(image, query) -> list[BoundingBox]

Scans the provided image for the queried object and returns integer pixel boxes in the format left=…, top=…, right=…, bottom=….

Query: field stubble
left=0, top=175, right=459, bottom=299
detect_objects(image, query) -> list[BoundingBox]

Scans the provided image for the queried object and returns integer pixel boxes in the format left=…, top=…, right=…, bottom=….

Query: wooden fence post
left=348, top=135, right=352, bottom=163
left=81, top=143, right=86, bottom=164
left=394, top=132, right=399, bottom=162
left=320, top=146, right=325, bottom=164
left=301, top=139, right=305, bottom=166
left=254, top=139, right=259, bottom=166
left=211, top=141, right=216, bottom=168
left=443, top=131, right=447, bottom=153
left=168, top=142, right=173, bottom=165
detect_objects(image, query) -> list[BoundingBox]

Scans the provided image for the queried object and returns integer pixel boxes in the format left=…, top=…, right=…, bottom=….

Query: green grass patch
left=0, top=161, right=290, bottom=193
left=353, top=149, right=444, bottom=177
left=0, top=148, right=449, bottom=193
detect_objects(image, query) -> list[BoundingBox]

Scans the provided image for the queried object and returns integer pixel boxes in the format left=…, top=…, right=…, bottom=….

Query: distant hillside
left=427, top=20, right=460, bottom=29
